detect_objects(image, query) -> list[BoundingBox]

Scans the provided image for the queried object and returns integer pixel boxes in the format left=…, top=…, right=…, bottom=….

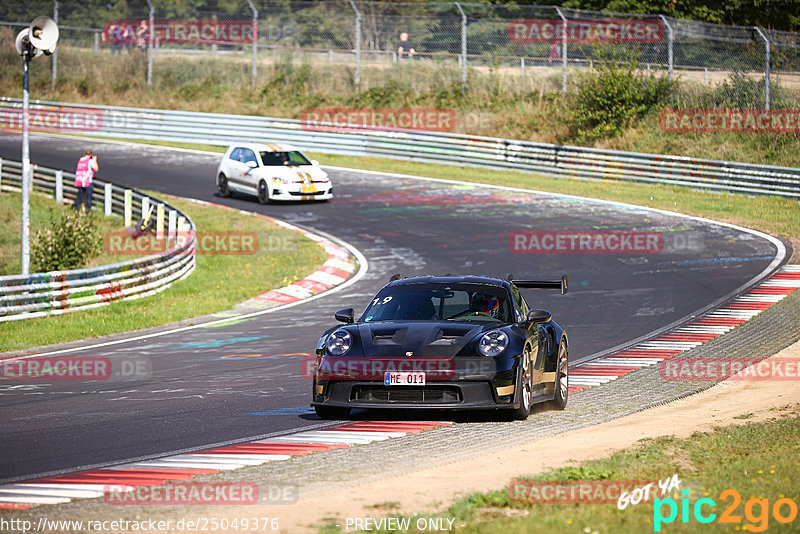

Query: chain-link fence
left=2, top=1, right=799, bottom=110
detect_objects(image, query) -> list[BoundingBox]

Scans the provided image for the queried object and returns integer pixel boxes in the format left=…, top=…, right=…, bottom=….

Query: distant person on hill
left=397, top=32, right=416, bottom=59
left=74, top=149, right=98, bottom=212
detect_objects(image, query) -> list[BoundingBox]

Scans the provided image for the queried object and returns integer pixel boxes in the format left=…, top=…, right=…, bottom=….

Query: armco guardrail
left=1, top=98, right=799, bottom=198
left=0, top=158, right=196, bottom=322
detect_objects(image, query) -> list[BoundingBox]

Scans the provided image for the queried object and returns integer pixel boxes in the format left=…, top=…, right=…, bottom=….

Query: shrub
left=31, top=210, right=102, bottom=272
left=569, top=51, right=671, bottom=144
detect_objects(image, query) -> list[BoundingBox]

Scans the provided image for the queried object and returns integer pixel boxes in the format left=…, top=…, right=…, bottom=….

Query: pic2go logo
left=654, top=489, right=799, bottom=532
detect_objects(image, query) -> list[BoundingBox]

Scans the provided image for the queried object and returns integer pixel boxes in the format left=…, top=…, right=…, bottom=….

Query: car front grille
left=288, top=190, right=326, bottom=196
left=351, top=385, right=462, bottom=404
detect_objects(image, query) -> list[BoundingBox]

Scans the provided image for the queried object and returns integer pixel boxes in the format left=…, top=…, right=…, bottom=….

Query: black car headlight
left=326, top=329, right=352, bottom=356
left=478, top=330, right=508, bottom=357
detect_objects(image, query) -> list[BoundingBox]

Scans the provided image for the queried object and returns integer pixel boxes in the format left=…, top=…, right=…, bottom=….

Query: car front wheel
left=217, top=174, right=230, bottom=197
left=511, top=344, right=535, bottom=420
left=257, top=180, right=270, bottom=204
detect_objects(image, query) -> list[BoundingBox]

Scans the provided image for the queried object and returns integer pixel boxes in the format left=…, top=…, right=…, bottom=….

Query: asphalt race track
left=0, top=133, right=784, bottom=482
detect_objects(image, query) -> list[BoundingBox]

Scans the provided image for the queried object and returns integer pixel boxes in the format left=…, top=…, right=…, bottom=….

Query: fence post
left=146, top=0, right=154, bottom=87
left=55, top=169, right=63, bottom=203
left=246, top=0, right=258, bottom=82
left=156, top=203, right=165, bottom=239
left=105, top=183, right=112, bottom=216
left=52, top=0, right=58, bottom=86
left=520, top=57, right=525, bottom=75
left=124, top=189, right=132, bottom=227
left=659, top=15, right=674, bottom=104
left=555, top=7, right=567, bottom=94
left=348, top=0, right=361, bottom=85
left=754, top=27, right=770, bottom=110
left=0, top=158, right=3, bottom=191
left=168, top=209, right=177, bottom=245
left=94, top=32, right=99, bottom=54
left=141, top=196, right=150, bottom=218
left=455, top=2, right=467, bottom=90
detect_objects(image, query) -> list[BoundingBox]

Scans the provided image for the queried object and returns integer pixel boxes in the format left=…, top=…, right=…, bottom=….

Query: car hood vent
left=357, top=322, right=484, bottom=357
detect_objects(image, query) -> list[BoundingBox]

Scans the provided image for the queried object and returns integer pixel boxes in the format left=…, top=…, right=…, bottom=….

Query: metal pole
left=21, top=51, right=31, bottom=276
left=246, top=0, right=258, bottom=82
left=348, top=0, right=360, bottom=85
left=146, top=0, right=153, bottom=87
left=455, top=2, right=467, bottom=90
left=52, top=0, right=58, bottom=86
left=755, top=27, right=770, bottom=110
left=659, top=15, right=674, bottom=104
left=555, top=7, right=567, bottom=94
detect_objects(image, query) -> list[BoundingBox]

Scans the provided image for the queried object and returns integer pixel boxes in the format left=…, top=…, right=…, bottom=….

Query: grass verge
left=0, top=190, right=135, bottom=276
left=319, top=406, right=800, bottom=533
left=0, top=193, right=328, bottom=352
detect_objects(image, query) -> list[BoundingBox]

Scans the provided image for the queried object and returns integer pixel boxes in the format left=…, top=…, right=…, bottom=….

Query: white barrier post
left=55, top=169, right=63, bottom=203
left=168, top=209, right=177, bottom=245
left=104, top=183, right=113, bottom=216
left=0, top=158, right=3, bottom=190
left=141, top=196, right=150, bottom=219
left=124, top=189, right=132, bottom=227
left=156, top=203, right=165, bottom=239
left=177, top=215, right=186, bottom=246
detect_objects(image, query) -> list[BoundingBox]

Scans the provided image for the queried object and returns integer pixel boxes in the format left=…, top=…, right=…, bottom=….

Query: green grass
left=0, top=190, right=135, bottom=276
left=319, top=407, right=800, bottom=533
left=0, top=193, right=328, bottom=352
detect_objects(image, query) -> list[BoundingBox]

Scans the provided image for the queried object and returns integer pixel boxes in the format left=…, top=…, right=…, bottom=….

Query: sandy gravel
left=233, top=340, right=800, bottom=533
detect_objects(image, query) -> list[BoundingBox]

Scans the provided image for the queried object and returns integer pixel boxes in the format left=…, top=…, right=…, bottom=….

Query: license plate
left=384, top=372, right=426, bottom=386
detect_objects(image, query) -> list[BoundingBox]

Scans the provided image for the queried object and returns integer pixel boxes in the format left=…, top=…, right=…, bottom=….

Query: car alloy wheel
left=512, top=344, right=534, bottom=420
left=217, top=174, right=230, bottom=197
left=547, top=341, right=568, bottom=410
left=257, top=180, right=269, bottom=204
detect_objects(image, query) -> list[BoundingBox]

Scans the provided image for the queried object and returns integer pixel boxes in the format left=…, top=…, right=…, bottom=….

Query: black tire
left=546, top=340, right=568, bottom=410
left=314, top=405, right=351, bottom=420
left=511, top=344, right=535, bottom=421
left=217, top=174, right=230, bottom=197
left=257, top=180, right=270, bottom=204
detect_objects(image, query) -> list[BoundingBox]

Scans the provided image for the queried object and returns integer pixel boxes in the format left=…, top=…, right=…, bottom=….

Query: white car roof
left=231, top=142, right=300, bottom=153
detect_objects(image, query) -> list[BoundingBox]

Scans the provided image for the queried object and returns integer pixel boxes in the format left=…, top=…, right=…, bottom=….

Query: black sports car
left=311, top=274, right=569, bottom=420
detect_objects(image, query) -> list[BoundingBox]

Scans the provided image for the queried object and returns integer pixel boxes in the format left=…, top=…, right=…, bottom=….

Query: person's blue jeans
left=74, top=184, right=93, bottom=211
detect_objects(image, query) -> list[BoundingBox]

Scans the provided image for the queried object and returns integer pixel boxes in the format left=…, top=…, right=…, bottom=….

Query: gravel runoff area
left=7, top=262, right=799, bottom=533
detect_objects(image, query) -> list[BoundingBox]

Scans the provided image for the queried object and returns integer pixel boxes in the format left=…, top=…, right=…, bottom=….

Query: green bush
left=569, top=52, right=671, bottom=144
left=31, top=210, right=102, bottom=272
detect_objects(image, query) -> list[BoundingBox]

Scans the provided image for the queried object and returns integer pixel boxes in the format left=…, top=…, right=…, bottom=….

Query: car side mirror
left=311, top=160, right=319, bottom=166
left=335, top=308, right=354, bottom=324
left=246, top=160, right=258, bottom=168
left=526, top=309, right=551, bottom=325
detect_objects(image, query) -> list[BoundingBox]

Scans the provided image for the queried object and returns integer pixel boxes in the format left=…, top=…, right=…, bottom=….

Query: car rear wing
left=513, top=274, right=568, bottom=295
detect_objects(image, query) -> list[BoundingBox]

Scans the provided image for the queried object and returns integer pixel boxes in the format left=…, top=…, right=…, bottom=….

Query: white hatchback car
left=215, top=142, right=333, bottom=203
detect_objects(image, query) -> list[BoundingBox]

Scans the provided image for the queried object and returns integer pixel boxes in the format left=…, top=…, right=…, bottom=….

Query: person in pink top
left=74, top=149, right=99, bottom=211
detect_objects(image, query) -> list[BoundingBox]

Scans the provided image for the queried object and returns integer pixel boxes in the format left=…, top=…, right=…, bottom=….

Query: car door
left=512, top=285, right=545, bottom=392
left=225, top=147, right=248, bottom=193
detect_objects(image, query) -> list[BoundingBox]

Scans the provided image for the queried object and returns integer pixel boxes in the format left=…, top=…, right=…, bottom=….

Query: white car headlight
left=326, top=329, right=352, bottom=356
left=272, top=176, right=289, bottom=184
left=478, top=330, right=508, bottom=357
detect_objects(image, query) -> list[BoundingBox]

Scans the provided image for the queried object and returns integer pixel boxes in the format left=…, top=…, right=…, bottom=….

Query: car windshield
left=360, top=283, right=512, bottom=323
left=259, top=151, right=312, bottom=167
